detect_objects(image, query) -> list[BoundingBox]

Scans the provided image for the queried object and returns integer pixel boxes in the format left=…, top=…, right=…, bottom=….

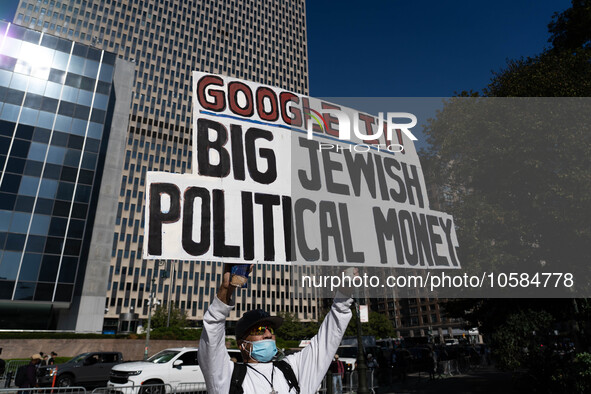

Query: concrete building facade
left=14, top=0, right=316, bottom=332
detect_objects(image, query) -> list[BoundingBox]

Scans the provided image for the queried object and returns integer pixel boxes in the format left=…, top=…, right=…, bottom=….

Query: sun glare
left=16, top=41, right=54, bottom=80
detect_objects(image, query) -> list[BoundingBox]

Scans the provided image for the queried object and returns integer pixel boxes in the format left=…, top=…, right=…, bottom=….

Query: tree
left=424, top=0, right=591, bottom=370
left=490, top=309, right=554, bottom=370
left=423, top=0, right=591, bottom=291
left=148, top=302, right=188, bottom=329
left=363, top=312, right=395, bottom=339
left=484, top=49, right=591, bottom=97
left=275, top=311, right=320, bottom=340
left=548, top=0, right=591, bottom=51
left=486, top=0, right=591, bottom=97
left=424, top=96, right=591, bottom=284
left=275, top=312, right=305, bottom=340
left=344, top=311, right=395, bottom=339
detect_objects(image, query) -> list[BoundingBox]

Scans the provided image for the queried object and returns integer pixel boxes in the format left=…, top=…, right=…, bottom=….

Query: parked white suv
left=108, top=347, right=242, bottom=393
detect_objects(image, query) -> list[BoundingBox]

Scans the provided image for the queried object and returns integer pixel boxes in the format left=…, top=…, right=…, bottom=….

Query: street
left=376, top=366, right=519, bottom=394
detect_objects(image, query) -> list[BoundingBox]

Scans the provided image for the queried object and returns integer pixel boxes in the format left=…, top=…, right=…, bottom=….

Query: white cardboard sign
left=143, top=72, right=460, bottom=269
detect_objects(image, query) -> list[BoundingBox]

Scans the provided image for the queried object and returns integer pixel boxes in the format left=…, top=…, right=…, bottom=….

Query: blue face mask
left=246, top=339, right=277, bottom=363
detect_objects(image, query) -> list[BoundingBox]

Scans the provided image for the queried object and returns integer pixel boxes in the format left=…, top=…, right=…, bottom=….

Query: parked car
left=38, top=352, right=124, bottom=388
left=336, top=345, right=357, bottom=371
left=108, top=347, right=242, bottom=393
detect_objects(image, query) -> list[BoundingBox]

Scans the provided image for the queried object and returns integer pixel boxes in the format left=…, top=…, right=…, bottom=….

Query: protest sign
left=144, top=72, right=460, bottom=269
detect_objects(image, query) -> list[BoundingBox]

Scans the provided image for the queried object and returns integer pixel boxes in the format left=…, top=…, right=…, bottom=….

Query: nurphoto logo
left=306, top=109, right=418, bottom=153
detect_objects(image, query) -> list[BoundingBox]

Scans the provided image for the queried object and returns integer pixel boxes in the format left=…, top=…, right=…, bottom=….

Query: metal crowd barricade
left=316, top=375, right=328, bottom=393
left=440, top=360, right=452, bottom=376
left=342, top=371, right=353, bottom=393
left=0, top=387, right=86, bottom=394
left=173, top=382, right=207, bottom=393
left=348, top=370, right=377, bottom=394
left=92, top=383, right=173, bottom=394
left=91, top=378, right=335, bottom=394
left=1, top=360, right=30, bottom=386
left=440, top=359, right=460, bottom=376
left=458, top=355, right=472, bottom=373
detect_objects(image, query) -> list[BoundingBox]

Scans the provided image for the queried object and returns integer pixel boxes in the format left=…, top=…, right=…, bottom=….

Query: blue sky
left=306, top=0, right=572, bottom=97
left=0, top=2, right=17, bottom=24
left=1, top=1, right=572, bottom=97
left=1, top=1, right=572, bottom=149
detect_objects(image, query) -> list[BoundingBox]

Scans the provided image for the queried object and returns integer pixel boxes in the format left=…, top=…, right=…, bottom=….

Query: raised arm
left=285, top=292, right=353, bottom=394
left=198, top=264, right=237, bottom=394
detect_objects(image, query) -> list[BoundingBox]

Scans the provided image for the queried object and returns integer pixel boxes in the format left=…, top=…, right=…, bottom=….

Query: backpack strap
left=229, top=363, right=247, bottom=394
left=229, top=361, right=300, bottom=394
left=274, top=360, right=300, bottom=394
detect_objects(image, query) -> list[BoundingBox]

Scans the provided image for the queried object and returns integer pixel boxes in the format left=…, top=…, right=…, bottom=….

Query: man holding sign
left=198, top=265, right=354, bottom=394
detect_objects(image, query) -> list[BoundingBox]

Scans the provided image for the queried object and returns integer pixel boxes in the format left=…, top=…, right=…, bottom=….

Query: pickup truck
left=38, top=352, right=124, bottom=388
left=108, top=347, right=242, bottom=393
left=336, top=345, right=357, bottom=370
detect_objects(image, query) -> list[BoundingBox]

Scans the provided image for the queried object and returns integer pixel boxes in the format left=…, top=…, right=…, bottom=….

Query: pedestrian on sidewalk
left=16, top=354, right=41, bottom=389
left=330, top=355, right=345, bottom=394
left=48, top=352, right=58, bottom=365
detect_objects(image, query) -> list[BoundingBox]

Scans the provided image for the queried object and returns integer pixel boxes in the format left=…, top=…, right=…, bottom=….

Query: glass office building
left=0, top=21, right=133, bottom=329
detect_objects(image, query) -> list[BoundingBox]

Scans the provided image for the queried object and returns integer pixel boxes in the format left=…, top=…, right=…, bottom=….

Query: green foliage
left=147, top=303, right=188, bottom=329
left=275, top=311, right=320, bottom=340
left=433, top=0, right=591, bottom=332
left=8, top=357, right=72, bottom=364
left=488, top=311, right=591, bottom=392
left=363, top=312, right=395, bottom=339
left=572, top=353, right=591, bottom=392
left=344, top=311, right=395, bottom=339
left=276, top=338, right=301, bottom=350
left=491, top=309, right=554, bottom=370
left=424, top=2, right=591, bottom=391
left=513, top=351, right=591, bottom=393
left=226, top=338, right=237, bottom=348
left=0, top=332, right=128, bottom=339
left=423, top=0, right=591, bottom=284
left=484, top=49, right=591, bottom=97
left=137, top=303, right=198, bottom=339
left=424, top=0, right=591, bottom=329
left=277, top=308, right=394, bottom=344
left=275, top=311, right=303, bottom=340
left=487, top=0, right=591, bottom=97
left=143, top=326, right=201, bottom=340
left=548, top=0, right=591, bottom=50
left=423, top=95, right=591, bottom=283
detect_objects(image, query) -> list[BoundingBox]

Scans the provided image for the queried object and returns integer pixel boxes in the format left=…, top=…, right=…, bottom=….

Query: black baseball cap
left=235, top=309, right=283, bottom=340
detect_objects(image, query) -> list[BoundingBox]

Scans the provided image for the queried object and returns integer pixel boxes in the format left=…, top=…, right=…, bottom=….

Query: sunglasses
left=248, top=325, right=275, bottom=336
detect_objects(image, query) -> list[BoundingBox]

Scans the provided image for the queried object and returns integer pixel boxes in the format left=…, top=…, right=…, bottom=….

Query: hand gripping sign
left=143, top=72, right=460, bottom=269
